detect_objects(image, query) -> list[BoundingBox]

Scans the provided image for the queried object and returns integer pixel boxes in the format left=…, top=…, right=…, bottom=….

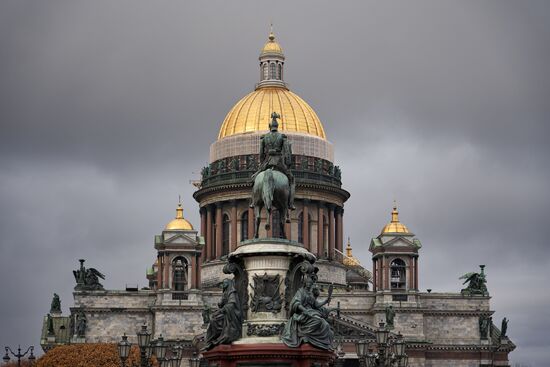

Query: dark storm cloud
left=1, top=1, right=549, bottom=365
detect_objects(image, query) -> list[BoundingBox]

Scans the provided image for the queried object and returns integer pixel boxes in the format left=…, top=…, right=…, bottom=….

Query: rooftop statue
left=460, top=265, right=488, bottom=296
left=281, top=274, right=335, bottom=350
left=50, top=293, right=61, bottom=314
left=204, top=278, right=243, bottom=350
left=251, top=112, right=295, bottom=239
left=501, top=317, right=508, bottom=339
left=385, top=305, right=395, bottom=328
left=73, top=259, right=105, bottom=291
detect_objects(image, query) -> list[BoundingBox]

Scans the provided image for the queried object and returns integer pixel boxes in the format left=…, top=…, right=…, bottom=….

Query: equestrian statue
left=251, top=112, right=296, bottom=239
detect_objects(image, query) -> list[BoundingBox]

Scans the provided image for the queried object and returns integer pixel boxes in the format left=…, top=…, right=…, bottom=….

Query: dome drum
left=210, top=132, right=334, bottom=163
left=199, top=154, right=342, bottom=191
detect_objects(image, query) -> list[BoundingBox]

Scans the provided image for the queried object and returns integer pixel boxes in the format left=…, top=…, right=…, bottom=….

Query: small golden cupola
left=165, top=202, right=194, bottom=231
left=342, top=237, right=361, bottom=266
left=381, top=203, right=409, bottom=235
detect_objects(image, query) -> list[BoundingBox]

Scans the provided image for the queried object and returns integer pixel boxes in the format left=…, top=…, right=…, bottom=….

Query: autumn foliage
left=35, top=344, right=159, bottom=367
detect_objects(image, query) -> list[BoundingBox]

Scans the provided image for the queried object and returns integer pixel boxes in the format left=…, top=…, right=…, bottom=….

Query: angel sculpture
left=460, top=265, right=488, bottom=295
left=73, top=259, right=105, bottom=291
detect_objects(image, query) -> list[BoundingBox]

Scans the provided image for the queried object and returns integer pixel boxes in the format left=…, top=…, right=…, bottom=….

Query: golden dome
left=218, top=87, right=326, bottom=140
left=381, top=204, right=409, bottom=234
left=165, top=203, right=194, bottom=231
left=261, top=31, right=283, bottom=55
left=342, top=237, right=361, bottom=266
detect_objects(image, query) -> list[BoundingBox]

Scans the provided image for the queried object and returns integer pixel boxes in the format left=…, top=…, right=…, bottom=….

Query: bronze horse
left=252, top=168, right=290, bottom=239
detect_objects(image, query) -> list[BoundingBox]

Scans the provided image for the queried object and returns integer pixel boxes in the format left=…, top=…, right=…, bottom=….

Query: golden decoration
left=381, top=203, right=409, bottom=234
left=217, top=87, right=326, bottom=140
left=165, top=202, right=194, bottom=231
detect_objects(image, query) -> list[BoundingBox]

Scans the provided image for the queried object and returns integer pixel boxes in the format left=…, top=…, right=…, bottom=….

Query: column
left=303, top=202, right=309, bottom=250
left=328, top=205, right=335, bottom=260
left=372, top=259, right=378, bottom=292
left=248, top=207, right=254, bottom=239
left=215, top=204, right=223, bottom=260
left=157, top=255, right=163, bottom=289
left=231, top=201, right=238, bottom=252
left=414, top=257, right=419, bottom=290
left=206, top=206, right=213, bottom=261
left=191, top=253, right=197, bottom=289
left=384, top=256, right=389, bottom=290
left=196, top=253, right=201, bottom=289
left=317, top=204, right=324, bottom=258
left=164, top=253, right=170, bottom=289
left=200, top=208, right=206, bottom=264
left=335, top=207, right=343, bottom=253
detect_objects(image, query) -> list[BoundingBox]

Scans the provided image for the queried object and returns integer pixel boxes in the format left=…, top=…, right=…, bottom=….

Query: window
left=269, top=63, right=276, bottom=79
left=278, top=64, right=282, bottom=80
left=263, top=64, right=268, bottom=80
left=172, top=257, right=188, bottom=299
left=241, top=211, right=249, bottom=241
left=222, top=214, right=230, bottom=255
left=323, top=215, right=329, bottom=258
left=390, top=258, right=406, bottom=290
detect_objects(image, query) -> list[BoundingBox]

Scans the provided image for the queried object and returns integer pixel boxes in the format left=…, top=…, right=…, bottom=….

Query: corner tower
left=194, top=30, right=350, bottom=289
left=369, top=204, right=422, bottom=299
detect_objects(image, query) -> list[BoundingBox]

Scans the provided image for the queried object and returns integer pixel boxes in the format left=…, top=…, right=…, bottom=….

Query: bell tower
left=369, top=204, right=422, bottom=300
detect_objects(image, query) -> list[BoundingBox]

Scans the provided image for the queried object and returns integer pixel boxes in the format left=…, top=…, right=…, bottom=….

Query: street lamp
left=137, top=325, right=152, bottom=367
left=354, top=325, right=408, bottom=367
left=3, top=345, right=36, bottom=367
left=189, top=352, right=201, bottom=367
left=118, top=334, right=131, bottom=367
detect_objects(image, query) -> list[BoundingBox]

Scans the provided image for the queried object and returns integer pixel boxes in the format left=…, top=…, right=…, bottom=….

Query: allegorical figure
left=501, top=317, right=508, bottom=338
left=385, top=305, right=395, bottom=328
left=75, top=311, right=87, bottom=338
left=281, top=275, right=334, bottom=350
left=50, top=293, right=61, bottom=313
left=204, top=278, right=243, bottom=350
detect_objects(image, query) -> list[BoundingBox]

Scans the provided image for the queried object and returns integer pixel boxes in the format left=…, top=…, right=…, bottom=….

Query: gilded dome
left=261, top=31, right=283, bottom=55
left=342, top=238, right=361, bottom=266
left=218, top=87, right=326, bottom=140
left=381, top=204, right=409, bottom=234
left=165, top=203, right=194, bottom=231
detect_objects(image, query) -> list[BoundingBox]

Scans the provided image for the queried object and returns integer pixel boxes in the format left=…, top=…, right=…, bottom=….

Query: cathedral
left=41, top=31, right=515, bottom=367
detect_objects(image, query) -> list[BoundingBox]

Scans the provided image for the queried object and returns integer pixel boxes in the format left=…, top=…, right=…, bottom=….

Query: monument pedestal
left=203, top=343, right=335, bottom=367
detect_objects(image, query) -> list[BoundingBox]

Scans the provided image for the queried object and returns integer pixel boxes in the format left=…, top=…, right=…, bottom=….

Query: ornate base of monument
left=202, top=343, right=335, bottom=367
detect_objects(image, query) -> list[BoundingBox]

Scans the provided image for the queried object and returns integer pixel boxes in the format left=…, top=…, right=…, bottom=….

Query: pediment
left=383, top=236, right=415, bottom=248
left=163, top=233, right=197, bottom=246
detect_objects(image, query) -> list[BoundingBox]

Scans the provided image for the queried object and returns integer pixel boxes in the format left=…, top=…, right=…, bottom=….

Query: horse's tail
left=262, top=169, right=274, bottom=210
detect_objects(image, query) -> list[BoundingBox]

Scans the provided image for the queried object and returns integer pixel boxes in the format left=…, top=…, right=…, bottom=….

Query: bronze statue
left=251, top=112, right=295, bottom=239
left=75, top=311, right=87, bottom=337
left=73, top=259, right=105, bottom=291
left=204, top=278, right=243, bottom=350
left=460, top=265, right=488, bottom=296
left=281, top=274, right=335, bottom=350
left=50, top=293, right=61, bottom=313
left=479, top=315, right=490, bottom=339
left=46, top=314, right=54, bottom=336
left=501, top=317, right=508, bottom=338
left=385, top=305, right=395, bottom=328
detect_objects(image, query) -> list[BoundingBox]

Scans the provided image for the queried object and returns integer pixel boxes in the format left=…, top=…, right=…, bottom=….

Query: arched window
left=172, top=257, right=188, bottom=299
left=241, top=211, right=249, bottom=242
left=390, top=259, right=406, bottom=290
left=269, top=63, right=276, bottom=79
left=271, top=209, right=282, bottom=238
left=222, top=214, right=230, bottom=255
left=278, top=64, right=282, bottom=80
left=263, top=63, right=268, bottom=80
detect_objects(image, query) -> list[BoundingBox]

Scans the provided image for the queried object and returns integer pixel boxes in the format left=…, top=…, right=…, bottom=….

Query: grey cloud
left=1, top=1, right=549, bottom=365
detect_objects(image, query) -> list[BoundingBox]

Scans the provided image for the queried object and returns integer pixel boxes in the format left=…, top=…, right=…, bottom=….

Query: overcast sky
left=1, top=1, right=549, bottom=365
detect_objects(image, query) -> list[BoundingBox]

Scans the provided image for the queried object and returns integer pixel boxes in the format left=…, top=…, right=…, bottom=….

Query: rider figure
left=252, top=112, right=296, bottom=210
